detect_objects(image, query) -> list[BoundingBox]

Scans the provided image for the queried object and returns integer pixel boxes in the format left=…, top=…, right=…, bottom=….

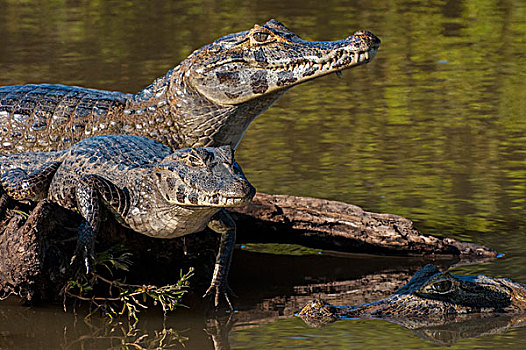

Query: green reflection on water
left=231, top=317, right=526, bottom=349
left=240, top=243, right=322, bottom=256
left=1, top=0, right=526, bottom=348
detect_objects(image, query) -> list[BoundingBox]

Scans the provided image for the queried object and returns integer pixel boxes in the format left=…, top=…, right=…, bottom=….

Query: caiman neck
left=125, top=63, right=285, bottom=150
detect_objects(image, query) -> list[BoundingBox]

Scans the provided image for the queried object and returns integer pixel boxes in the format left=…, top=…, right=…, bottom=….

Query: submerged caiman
left=0, top=19, right=380, bottom=153
left=0, top=135, right=255, bottom=306
left=299, top=264, right=526, bottom=327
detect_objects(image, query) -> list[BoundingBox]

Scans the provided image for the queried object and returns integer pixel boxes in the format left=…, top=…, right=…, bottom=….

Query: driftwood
left=230, top=193, right=497, bottom=257
left=0, top=193, right=496, bottom=302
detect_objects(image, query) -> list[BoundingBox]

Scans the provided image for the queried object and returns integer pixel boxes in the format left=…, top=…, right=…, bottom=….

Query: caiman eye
left=430, top=280, right=452, bottom=293
left=187, top=153, right=204, bottom=167
left=253, top=31, right=270, bottom=43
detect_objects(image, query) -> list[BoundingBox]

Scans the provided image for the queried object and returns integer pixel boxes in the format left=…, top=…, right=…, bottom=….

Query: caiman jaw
left=269, top=48, right=377, bottom=70
left=167, top=190, right=255, bottom=208
left=267, top=46, right=379, bottom=80
left=178, top=176, right=256, bottom=207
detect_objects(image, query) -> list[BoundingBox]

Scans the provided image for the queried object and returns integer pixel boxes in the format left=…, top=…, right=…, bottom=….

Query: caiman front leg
left=72, top=174, right=130, bottom=273
left=0, top=188, right=9, bottom=217
left=72, top=175, right=104, bottom=273
left=0, top=161, right=62, bottom=214
left=204, top=209, right=237, bottom=309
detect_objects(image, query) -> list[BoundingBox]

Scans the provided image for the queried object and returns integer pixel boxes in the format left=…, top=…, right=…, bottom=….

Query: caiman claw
left=70, top=223, right=96, bottom=274
left=70, top=242, right=94, bottom=274
left=203, top=272, right=234, bottom=310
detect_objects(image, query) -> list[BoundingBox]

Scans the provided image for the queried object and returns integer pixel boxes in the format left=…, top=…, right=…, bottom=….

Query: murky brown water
left=1, top=0, right=526, bottom=348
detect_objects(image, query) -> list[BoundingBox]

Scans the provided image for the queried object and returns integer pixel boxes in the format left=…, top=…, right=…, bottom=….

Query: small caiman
left=299, top=264, right=526, bottom=327
left=0, top=19, right=380, bottom=153
left=0, top=135, right=255, bottom=306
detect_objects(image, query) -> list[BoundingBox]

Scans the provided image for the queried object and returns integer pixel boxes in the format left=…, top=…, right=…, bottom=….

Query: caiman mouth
left=268, top=46, right=378, bottom=73
left=203, top=46, right=378, bottom=75
left=197, top=192, right=253, bottom=207
left=167, top=189, right=254, bottom=208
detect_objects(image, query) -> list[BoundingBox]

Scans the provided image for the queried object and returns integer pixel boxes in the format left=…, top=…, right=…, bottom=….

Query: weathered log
left=0, top=193, right=496, bottom=302
left=229, top=193, right=497, bottom=258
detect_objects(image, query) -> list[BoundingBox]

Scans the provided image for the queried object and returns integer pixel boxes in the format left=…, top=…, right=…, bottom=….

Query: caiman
left=0, top=19, right=380, bottom=153
left=299, top=264, right=526, bottom=327
left=0, top=135, right=255, bottom=306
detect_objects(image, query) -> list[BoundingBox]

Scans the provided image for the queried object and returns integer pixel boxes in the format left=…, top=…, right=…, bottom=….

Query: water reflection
left=0, top=250, right=523, bottom=348
left=298, top=264, right=526, bottom=346
left=1, top=0, right=526, bottom=349
left=0, top=253, right=464, bottom=349
left=407, top=314, right=526, bottom=346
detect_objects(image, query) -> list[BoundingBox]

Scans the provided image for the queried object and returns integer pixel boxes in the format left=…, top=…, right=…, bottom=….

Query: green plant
left=63, top=245, right=193, bottom=324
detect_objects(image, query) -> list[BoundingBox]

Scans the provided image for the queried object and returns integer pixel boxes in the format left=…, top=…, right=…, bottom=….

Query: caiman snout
left=346, top=30, right=381, bottom=53
left=225, top=179, right=256, bottom=202
left=352, top=30, right=381, bottom=45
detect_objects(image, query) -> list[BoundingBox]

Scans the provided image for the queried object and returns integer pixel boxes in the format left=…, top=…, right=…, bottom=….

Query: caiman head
left=153, top=145, right=255, bottom=207
left=184, top=19, right=381, bottom=105
left=299, top=265, right=526, bottom=327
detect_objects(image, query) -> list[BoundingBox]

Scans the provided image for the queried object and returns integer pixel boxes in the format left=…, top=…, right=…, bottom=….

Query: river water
left=1, top=0, right=526, bottom=348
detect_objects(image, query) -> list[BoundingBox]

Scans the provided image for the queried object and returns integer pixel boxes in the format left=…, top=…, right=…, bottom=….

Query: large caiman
left=0, top=19, right=380, bottom=153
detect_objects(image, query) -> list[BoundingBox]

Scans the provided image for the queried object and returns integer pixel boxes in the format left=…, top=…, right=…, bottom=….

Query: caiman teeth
left=267, top=47, right=377, bottom=72
left=174, top=191, right=244, bottom=207
left=354, top=52, right=360, bottom=64
left=187, top=192, right=249, bottom=207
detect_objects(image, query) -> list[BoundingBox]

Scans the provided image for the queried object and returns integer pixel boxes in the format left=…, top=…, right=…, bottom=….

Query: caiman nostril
left=243, top=182, right=257, bottom=198
left=352, top=30, right=381, bottom=46
left=227, top=180, right=255, bottom=199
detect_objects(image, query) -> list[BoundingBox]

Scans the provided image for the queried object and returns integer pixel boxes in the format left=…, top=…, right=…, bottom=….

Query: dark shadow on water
left=0, top=249, right=518, bottom=349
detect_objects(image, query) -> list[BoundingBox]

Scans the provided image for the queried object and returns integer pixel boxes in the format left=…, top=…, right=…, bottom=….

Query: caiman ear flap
left=155, top=161, right=170, bottom=170
left=264, top=19, right=290, bottom=32
left=395, top=264, right=442, bottom=295
left=154, top=165, right=167, bottom=173
left=158, top=147, right=190, bottom=167
left=216, top=146, right=235, bottom=164
left=154, top=161, right=177, bottom=173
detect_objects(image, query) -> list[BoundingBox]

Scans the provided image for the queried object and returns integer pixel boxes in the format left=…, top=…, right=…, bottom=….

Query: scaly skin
left=0, top=19, right=380, bottom=153
left=0, top=135, right=255, bottom=306
left=299, top=264, right=526, bottom=327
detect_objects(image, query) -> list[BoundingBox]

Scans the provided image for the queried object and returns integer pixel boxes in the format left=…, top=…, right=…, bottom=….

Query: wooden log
left=229, top=193, right=497, bottom=258
left=0, top=193, right=496, bottom=302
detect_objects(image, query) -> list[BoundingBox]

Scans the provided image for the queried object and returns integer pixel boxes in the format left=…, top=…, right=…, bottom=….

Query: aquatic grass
left=10, top=209, right=30, bottom=219
left=63, top=245, right=193, bottom=324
